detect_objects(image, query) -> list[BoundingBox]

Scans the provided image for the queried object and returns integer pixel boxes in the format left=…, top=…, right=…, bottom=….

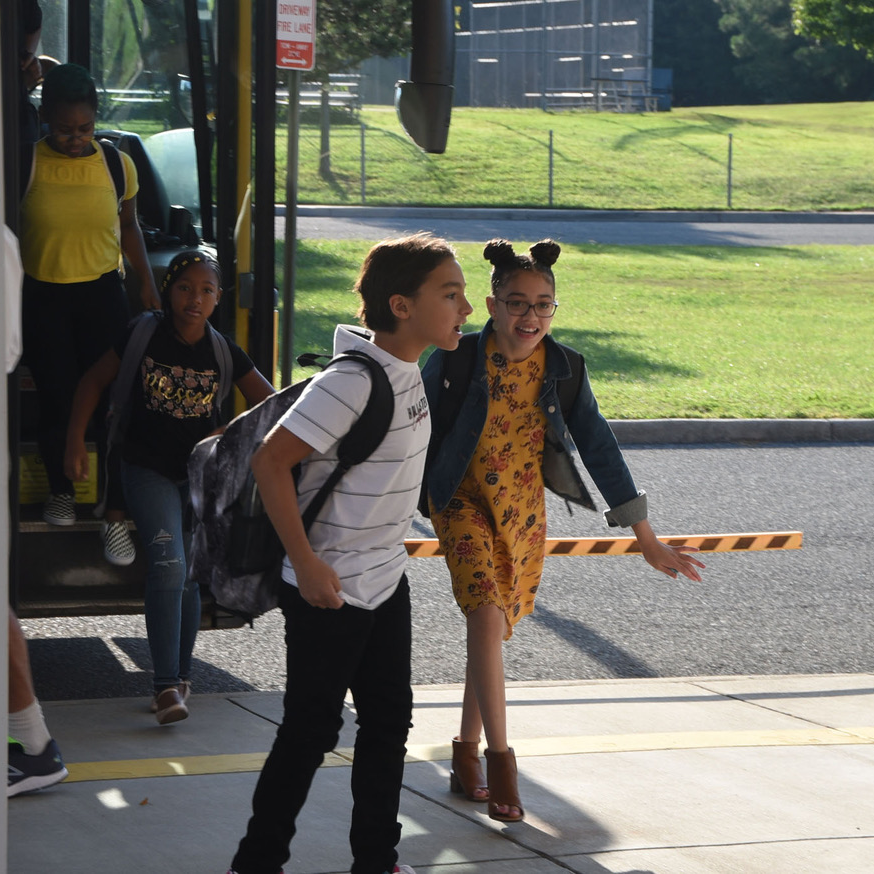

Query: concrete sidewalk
left=9, top=673, right=874, bottom=874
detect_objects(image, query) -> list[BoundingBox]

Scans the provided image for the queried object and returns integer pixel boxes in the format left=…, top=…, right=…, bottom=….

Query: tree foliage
left=307, top=0, right=411, bottom=82
left=792, top=0, right=874, bottom=59
left=653, top=0, right=751, bottom=105
left=716, top=0, right=874, bottom=102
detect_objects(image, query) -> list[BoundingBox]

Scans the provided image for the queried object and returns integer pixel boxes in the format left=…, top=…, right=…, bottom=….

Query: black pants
left=22, top=271, right=129, bottom=506
left=231, top=576, right=413, bottom=874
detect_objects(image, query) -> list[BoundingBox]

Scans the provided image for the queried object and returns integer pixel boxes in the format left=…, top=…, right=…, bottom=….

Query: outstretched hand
left=641, top=540, right=705, bottom=582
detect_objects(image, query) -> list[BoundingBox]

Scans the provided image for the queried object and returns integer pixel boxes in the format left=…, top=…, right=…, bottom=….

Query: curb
left=292, top=205, right=874, bottom=224
left=608, top=418, right=874, bottom=445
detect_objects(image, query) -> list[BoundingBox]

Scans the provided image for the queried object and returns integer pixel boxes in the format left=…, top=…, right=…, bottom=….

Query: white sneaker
left=101, top=521, right=136, bottom=566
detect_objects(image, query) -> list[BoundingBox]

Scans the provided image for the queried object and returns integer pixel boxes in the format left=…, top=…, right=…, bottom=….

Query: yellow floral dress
left=431, top=335, right=548, bottom=639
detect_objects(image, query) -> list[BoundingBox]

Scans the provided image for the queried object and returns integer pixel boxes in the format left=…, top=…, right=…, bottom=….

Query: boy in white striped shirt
left=228, top=233, right=473, bottom=874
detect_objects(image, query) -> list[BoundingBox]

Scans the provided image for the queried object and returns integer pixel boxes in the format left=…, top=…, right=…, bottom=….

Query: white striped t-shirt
left=278, top=325, right=431, bottom=609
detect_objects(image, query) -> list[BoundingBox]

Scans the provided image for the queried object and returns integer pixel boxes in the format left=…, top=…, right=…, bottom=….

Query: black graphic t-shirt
left=115, top=318, right=254, bottom=481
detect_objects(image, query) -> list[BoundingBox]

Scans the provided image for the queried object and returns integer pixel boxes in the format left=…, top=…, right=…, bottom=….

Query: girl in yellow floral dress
left=422, top=239, right=705, bottom=823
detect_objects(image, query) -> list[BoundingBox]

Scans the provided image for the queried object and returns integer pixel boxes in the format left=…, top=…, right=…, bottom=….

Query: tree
left=306, top=0, right=411, bottom=178
left=716, top=0, right=874, bottom=103
left=792, top=0, right=874, bottom=59
left=653, top=0, right=751, bottom=106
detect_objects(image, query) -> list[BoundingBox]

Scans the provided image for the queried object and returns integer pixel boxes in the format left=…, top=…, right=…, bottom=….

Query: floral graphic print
left=431, top=335, right=547, bottom=639
left=141, top=356, right=219, bottom=419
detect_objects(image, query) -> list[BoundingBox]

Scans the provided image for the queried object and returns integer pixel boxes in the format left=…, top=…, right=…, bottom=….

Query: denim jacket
left=422, top=320, right=647, bottom=527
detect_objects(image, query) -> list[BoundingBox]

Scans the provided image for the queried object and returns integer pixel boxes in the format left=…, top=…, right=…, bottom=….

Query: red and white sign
left=276, top=1, right=316, bottom=70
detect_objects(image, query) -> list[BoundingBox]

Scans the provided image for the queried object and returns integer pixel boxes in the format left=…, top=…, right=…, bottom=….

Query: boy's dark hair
left=160, top=250, right=222, bottom=313
left=41, top=63, right=98, bottom=115
left=484, top=238, right=561, bottom=294
left=355, top=232, right=456, bottom=332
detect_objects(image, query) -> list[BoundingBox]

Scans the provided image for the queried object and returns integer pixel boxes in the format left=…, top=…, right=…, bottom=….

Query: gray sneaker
left=8, top=739, right=68, bottom=797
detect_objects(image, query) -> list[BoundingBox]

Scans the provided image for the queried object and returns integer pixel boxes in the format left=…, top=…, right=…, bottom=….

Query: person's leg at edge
left=230, top=584, right=372, bottom=874
left=348, top=575, right=413, bottom=874
left=121, top=462, right=189, bottom=692
left=465, top=604, right=522, bottom=819
left=8, top=610, right=68, bottom=796
left=8, top=611, right=51, bottom=752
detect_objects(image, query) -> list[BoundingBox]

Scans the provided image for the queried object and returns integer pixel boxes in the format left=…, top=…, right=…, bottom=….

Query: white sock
left=8, top=699, right=52, bottom=755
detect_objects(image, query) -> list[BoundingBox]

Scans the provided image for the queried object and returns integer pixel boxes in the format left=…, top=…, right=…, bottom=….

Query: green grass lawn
left=281, top=102, right=874, bottom=211
left=284, top=240, right=874, bottom=420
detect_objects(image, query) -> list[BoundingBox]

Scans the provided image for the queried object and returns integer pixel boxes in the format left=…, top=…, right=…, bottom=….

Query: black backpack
left=420, top=331, right=595, bottom=516
left=188, top=350, right=394, bottom=621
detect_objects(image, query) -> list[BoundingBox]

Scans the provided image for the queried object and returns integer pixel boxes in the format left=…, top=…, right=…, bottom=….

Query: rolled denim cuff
left=604, top=490, right=648, bottom=528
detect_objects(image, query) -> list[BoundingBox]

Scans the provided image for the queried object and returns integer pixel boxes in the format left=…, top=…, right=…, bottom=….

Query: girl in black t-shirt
left=65, top=251, right=274, bottom=724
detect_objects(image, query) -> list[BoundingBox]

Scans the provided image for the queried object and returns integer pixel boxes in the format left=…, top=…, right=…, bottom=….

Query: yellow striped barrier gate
left=405, top=531, right=803, bottom=558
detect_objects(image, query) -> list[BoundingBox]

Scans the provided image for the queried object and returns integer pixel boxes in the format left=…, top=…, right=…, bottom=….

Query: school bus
left=2, top=0, right=454, bottom=622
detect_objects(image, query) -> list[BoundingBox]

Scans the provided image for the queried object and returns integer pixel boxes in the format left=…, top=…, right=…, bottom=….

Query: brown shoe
left=150, top=680, right=190, bottom=714
left=484, top=747, right=524, bottom=822
left=449, top=738, right=489, bottom=802
left=154, top=687, right=189, bottom=725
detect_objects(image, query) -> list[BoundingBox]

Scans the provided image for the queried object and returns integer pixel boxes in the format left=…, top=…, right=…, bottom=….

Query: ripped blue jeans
left=121, top=461, right=200, bottom=691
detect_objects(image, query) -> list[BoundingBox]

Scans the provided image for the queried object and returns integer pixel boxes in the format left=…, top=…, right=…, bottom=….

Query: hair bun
left=529, top=239, right=560, bottom=267
left=483, top=239, right=517, bottom=266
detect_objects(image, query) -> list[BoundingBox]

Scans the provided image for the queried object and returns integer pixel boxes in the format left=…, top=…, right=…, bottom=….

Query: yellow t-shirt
left=20, top=140, right=139, bottom=283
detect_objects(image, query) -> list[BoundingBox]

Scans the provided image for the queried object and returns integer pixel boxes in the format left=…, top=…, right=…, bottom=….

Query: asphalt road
left=21, top=209, right=874, bottom=699
left=23, top=442, right=874, bottom=701
left=291, top=207, right=874, bottom=247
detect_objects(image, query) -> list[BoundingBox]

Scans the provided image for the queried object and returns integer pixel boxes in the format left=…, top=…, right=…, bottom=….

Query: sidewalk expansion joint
left=692, top=680, right=874, bottom=742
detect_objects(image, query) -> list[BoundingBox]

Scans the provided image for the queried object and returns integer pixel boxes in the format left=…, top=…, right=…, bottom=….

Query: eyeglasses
left=495, top=297, right=558, bottom=318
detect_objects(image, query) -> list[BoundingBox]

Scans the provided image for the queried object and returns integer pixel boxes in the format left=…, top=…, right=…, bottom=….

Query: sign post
left=277, top=1, right=315, bottom=384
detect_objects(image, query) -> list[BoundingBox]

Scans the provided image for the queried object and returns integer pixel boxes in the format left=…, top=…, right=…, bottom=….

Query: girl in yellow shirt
left=20, top=63, right=160, bottom=564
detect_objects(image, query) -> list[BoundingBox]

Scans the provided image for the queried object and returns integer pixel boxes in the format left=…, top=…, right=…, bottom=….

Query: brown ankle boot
left=449, top=738, right=489, bottom=802
left=484, top=747, right=524, bottom=822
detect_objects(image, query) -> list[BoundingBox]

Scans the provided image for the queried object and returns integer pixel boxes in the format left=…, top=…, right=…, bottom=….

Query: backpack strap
left=300, top=350, right=394, bottom=532
left=20, top=141, right=36, bottom=201
left=96, top=311, right=161, bottom=515
left=107, top=311, right=161, bottom=448
left=21, top=139, right=127, bottom=211
left=96, top=139, right=126, bottom=214
left=206, top=323, right=233, bottom=405
left=107, top=314, right=233, bottom=442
